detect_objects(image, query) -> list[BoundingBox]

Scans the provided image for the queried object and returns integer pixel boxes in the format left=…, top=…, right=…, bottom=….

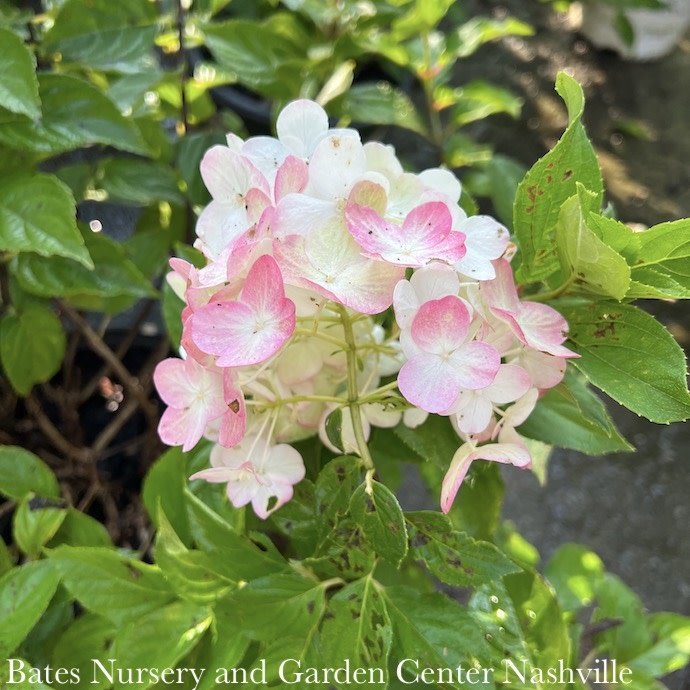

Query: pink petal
left=200, top=146, right=268, bottom=200
left=441, top=443, right=474, bottom=513
left=517, top=302, right=578, bottom=358
left=274, top=155, right=309, bottom=200
left=411, top=296, right=470, bottom=354
left=158, top=405, right=207, bottom=453
left=448, top=341, right=501, bottom=390
left=398, top=353, right=463, bottom=413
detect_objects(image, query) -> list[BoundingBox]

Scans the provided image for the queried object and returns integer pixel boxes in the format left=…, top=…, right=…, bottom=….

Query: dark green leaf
left=0, top=560, right=60, bottom=659
left=203, top=19, right=303, bottom=97
left=14, top=229, right=156, bottom=306
left=514, top=73, right=603, bottom=284
left=0, top=27, right=40, bottom=119
left=393, top=415, right=462, bottom=467
left=561, top=300, right=690, bottom=423
left=314, top=456, right=362, bottom=544
left=229, top=572, right=327, bottom=641
left=350, top=480, right=407, bottom=567
left=13, top=494, right=67, bottom=559
left=175, top=131, right=225, bottom=206
left=486, top=154, right=527, bottom=227
left=519, top=367, right=633, bottom=454
left=0, top=74, right=148, bottom=157
left=0, top=302, right=66, bottom=395
left=385, top=586, right=495, bottom=686
left=318, top=575, right=392, bottom=687
left=97, top=158, right=184, bottom=205
left=324, top=407, right=345, bottom=453
left=0, top=173, right=91, bottom=266
left=269, top=478, right=318, bottom=557
left=45, top=25, right=158, bottom=74
left=161, top=280, right=185, bottom=349
left=47, top=545, right=176, bottom=626
left=0, top=446, right=60, bottom=500
left=407, top=511, right=521, bottom=587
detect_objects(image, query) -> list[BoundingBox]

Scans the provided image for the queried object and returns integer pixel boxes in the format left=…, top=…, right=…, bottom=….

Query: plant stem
left=337, top=305, right=374, bottom=472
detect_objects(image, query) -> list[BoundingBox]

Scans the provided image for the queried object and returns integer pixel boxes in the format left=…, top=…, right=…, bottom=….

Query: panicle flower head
left=154, top=99, right=577, bottom=518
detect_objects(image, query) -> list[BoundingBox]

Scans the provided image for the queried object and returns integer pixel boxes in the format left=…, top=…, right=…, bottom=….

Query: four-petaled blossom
left=190, top=435, right=305, bottom=519
left=398, top=295, right=500, bottom=414
left=191, top=254, right=296, bottom=367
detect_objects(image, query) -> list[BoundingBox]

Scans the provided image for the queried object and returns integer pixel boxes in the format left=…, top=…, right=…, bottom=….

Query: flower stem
left=337, top=305, right=375, bottom=472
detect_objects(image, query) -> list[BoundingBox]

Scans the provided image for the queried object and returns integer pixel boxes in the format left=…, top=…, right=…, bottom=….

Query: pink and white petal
left=501, top=388, right=540, bottom=428
left=411, top=296, right=470, bottom=355
left=517, top=301, right=578, bottom=358
left=307, top=133, right=366, bottom=201
left=241, top=135, right=288, bottom=181
left=263, top=443, right=306, bottom=485
left=418, top=168, right=462, bottom=202
left=473, top=441, right=532, bottom=469
left=363, top=141, right=404, bottom=179
left=274, top=154, right=309, bottom=200
left=398, top=353, right=462, bottom=413
left=481, top=258, right=520, bottom=313
left=453, top=392, right=495, bottom=435
left=196, top=201, right=249, bottom=260
left=153, top=357, right=194, bottom=408
left=513, top=349, right=567, bottom=390
left=188, top=465, right=241, bottom=483
left=488, top=364, right=532, bottom=404
left=200, top=146, right=268, bottom=200
left=402, top=200, right=454, bottom=243
left=272, top=193, right=337, bottom=239
left=347, top=179, right=389, bottom=215
left=158, top=405, right=207, bottom=452
left=456, top=217, right=510, bottom=279
left=440, top=443, right=474, bottom=513
left=410, top=264, right=461, bottom=302
left=276, top=99, right=330, bottom=158
left=240, top=254, right=287, bottom=314
left=449, top=341, right=501, bottom=390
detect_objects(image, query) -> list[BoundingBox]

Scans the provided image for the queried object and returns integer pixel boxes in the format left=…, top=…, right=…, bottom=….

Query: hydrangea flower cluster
left=154, top=100, right=577, bottom=518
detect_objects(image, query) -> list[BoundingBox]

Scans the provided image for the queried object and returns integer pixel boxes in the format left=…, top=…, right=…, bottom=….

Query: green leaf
left=47, top=545, right=176, bottom=626
left=449, top=462, right=505, bottom=540
left=268, top=478, right=318, bottom=558
left=592, top=573, right=652, bottom=662
left=155, top=509, right=234, bottom=604
left=561, top=300, right=690, bottom=423
left=230, top=572, right=327, bottom=641
left=555, top=188, right=631, bottom=300
left=0, top=302, right=66, bottom=395
left=175, top=131, right=226, bottom=206
left=45, top=25, right=158, bottom=73
left=486, top=154, right=527, bottom=228
left=14, top=229, right=156, bottom=307
left=108, top=601, right=212, bottom=690
left=13, top=494, right=67, bottom=559
left=324, top=407, right=345, bottom=453
left=0, top=537, right=12, bottom=578
left=97, top=158, right=185, bottom=205
left=0, top=73, right=148, bottom=157
left=0, top=27, right=40, bottom=119
left=336, top=82, right=428, bottom=137
left=385, top=586, right=495, bottom=685
left=0, top=559, right=61, bottom=659
left=318, top=575, right=392, bottom=687
left=0, top=173, right=91, bottom=266
left=514, top=73, right=603, bottom=284
left=393, top=415, right=461, bottom=467
left=51, top=613, right=116, bottom=690
left=518, top=367, right=633, bottom=454
left=142, top=447, right=192, bottom=544
left=451, top=16, right=534, bottom=58
left=184, top=487, right=287, bottom=581
left=350, top=480, right=408, bottom=567
left=203, top=19, right=303, bottom=98
left=544, top=544, right=605, bottom=612
left=628, top=613, right=690, bottom=677
left=450, top=80, right=522, bottom=127
left=47, top=508, right=113, bottom=548
left=406, top=511, right=521, bottom=587
left=588, top=215, right=690, bottom=299
left=469, top=572, right=570, bottom=689
left=162, top=280, right=185, bottom=349
left=314, top=456, right=362, bottom=544
left=0, top=446, right=60, bottom=500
